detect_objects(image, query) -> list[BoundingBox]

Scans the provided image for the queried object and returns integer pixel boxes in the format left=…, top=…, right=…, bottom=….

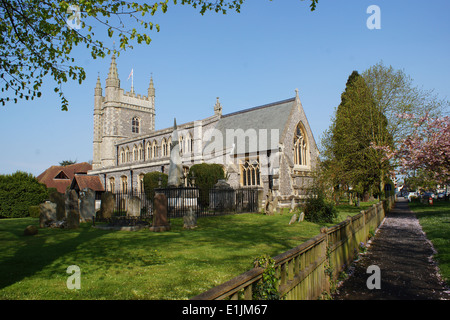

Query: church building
left=88, top=55, right=320, bottom=207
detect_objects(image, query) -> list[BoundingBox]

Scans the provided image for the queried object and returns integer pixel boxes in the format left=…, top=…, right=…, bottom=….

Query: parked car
left=420, top=192, right=435, bottom=200
left=437, top=192, right=446, bottom=200
left=407, top=192, right=418, bottom=202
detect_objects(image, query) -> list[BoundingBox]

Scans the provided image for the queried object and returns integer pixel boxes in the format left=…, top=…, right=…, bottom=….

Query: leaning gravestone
left=128, top=196, right=142, bottom=217
left=65, top=189, right=79, bottom=217
left=79, top=188, right=95, bottom=222
left=298, top=212, right=305, bottom=223
left=289, top=213, right=298, bottom=225
left=99, top=192, right=115, bottom=219
left=265, top=192, right=274, bottom=215
left=150, top=193, right=171, bottom=232
left=39, top=202, right=57, bottom=228
left=183, top=207, right=197, bottom=229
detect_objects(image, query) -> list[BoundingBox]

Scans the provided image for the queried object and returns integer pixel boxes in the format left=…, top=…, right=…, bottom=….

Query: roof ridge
left=222, top=97, right=295, bottom=118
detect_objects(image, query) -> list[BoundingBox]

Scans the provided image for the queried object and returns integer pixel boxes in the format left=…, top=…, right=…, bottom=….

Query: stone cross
left=167, top=118, right=183, bottom=187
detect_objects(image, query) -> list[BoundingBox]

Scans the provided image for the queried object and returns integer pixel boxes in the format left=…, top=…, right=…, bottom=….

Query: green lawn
left=408, top=200, right=450, bottom=287
left=0, top=201, right=379, bottom=300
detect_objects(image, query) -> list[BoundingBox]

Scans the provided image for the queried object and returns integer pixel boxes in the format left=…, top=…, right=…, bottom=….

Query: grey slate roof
left=203, top=97, right=296, bottom=155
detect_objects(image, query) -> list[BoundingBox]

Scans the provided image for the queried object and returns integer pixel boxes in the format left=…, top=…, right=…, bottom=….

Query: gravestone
left=79, top=188, right=95, bottom=222
left=183, top=207, right=197, bottom=229
left=265, top=192, right=274, bottom=215
left=67, top=209, right=80, bottom=229
left=298, top=212, right=305, bottom=223
left=24, top=225, right=38, bottom=236
left=49, top=191, right=66, bottom=221
left=128, top=196, right=142, bottom=217
left=65, top=189, right=79, bottom=217
left=289, top=213, right=298, bottom=225
left=39, top=202, right=57, bottom=228
left=150, top=193, right=171, bottom=232
left=99, top=192, right=115, bottom=219
left=273, top=196, right=279, bottom=214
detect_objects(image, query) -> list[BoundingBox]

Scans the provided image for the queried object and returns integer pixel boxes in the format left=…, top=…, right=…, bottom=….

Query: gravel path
left=333, top=198, right=450, bottom=300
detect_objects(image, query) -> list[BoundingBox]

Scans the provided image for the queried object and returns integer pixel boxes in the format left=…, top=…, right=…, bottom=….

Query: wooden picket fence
left=191, top=196, right=395, bottom=300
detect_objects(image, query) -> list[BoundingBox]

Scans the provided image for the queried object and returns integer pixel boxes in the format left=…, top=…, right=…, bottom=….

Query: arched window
left=121, top=176, right=128, bottom=193
left=240, top=158, right=261, bottom=186
left=120, top=148, right=126, bottom=164
left=152, top=140, right=158, bottom=159
left=132, top=117, right=140, bottom=133
left=109, top=177, right=115, bottom=193
left=162, top=138, right=168, bottom=157
left=186, top=133, right=193, bottom=154
left=138, top=143, right=144, bottom=161
left=179, top=135, right=184, bottom=154
left=294, top=123, right=308, bottom=166
left=133, top=145, right=138, bottom=162
left=138, top=173, right=145, bottom=193
left=146, top=141, right=151, bottom=160
left=126, top=147, right=131, bottom=163
left=168, top=137, right=172, bottom=153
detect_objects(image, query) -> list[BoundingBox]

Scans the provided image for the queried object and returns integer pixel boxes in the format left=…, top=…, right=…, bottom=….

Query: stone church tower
left=92, top=55, right=156, bottom=170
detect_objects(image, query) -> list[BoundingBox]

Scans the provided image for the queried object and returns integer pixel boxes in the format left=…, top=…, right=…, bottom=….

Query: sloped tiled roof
left=203, top=97, right=296, bottom=154
left=71, top=175, right=105, bottom=192
left=37, top=162, right=92, bottom=193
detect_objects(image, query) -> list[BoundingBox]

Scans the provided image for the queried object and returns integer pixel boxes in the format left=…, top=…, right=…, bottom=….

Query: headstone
left=24, top=225, right=38, bottom=236
left=298, top=212, right=304, bottom=223
left=67, top=209, right=80, bottom=229
left=273, top=196, right=279, bottom=214
left=183, top=207, right=197, bottom=229
left=128, top=196, right=142, bottom=217
left=289, top=213, right=298, bottom=225
left=99, top=192, right=115, bottom=219
left=79, top=188, right=95, bottom=222
left=265, top=192, right=274, bottom=215
left=39, top=202, right=57, bottom=228
left=49, top=192, right=65, bottom=221
left=150, top=193, right=171, bottom=232
left=289, top=198, right=296, bottom=213
left=65, top=189, right=79, bottom=217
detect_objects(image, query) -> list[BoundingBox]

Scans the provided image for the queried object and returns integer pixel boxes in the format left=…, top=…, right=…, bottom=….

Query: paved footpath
left=333, top=198, right=450, bottom=300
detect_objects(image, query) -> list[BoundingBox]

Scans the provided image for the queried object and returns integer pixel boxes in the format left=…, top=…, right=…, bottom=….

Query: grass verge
left=408, top=200, right=450, bottom=287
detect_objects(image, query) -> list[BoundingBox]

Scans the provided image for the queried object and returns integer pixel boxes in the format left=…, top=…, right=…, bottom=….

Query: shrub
left=143, top=172, right=168, bottom=199
left=0, top=171, right=48, bottom=218
left=188, top=163, right=226, bottom=206
left=28, top=206, right=40, bottom=218
left=303, top=188, right=337, bottom=224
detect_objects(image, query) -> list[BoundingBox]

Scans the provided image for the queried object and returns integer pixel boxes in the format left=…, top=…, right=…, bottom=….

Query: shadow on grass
left=0, top=220, right=113, bottom=290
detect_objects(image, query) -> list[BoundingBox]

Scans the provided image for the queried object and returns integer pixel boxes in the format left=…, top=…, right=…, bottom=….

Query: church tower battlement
left=93, top=55, right=156, bottom=170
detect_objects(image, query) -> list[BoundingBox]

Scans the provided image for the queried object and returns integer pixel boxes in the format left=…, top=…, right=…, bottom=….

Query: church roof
left=204, top=97, right=296, bottom=154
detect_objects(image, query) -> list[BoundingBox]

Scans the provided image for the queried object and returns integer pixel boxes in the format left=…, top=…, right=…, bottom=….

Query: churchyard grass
left=0, top=200, right=379, bottom=300
left=408, top=200, right=450, bottom=287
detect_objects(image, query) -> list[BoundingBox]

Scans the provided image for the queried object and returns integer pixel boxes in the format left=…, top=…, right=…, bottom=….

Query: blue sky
left=1, top=0, right=449, bottom=176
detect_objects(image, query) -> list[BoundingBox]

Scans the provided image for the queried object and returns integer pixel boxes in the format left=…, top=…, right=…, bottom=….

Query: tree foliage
left=396, top=114, right=450, bottom=185
left=0, top=171, right=48, bottom=218
left=322, top=71, right=393, bottom=197
left=0, top=0, right=319, bottom=110
left=143, top=171, right=168, bottom=198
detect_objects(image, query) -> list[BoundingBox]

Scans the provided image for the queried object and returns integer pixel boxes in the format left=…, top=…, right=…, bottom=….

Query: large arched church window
left=294, top=123, right=308, bottom=166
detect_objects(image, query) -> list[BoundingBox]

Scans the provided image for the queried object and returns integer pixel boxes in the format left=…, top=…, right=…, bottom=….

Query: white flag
left=127, top=68, right=133, bottom=80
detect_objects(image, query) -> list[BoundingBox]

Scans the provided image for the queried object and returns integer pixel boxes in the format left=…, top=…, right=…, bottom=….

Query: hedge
left=0, top=171, right=49, bottom=218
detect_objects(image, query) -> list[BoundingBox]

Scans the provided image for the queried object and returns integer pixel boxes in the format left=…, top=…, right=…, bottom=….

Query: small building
left=37, top=162, right=93, bottom=194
